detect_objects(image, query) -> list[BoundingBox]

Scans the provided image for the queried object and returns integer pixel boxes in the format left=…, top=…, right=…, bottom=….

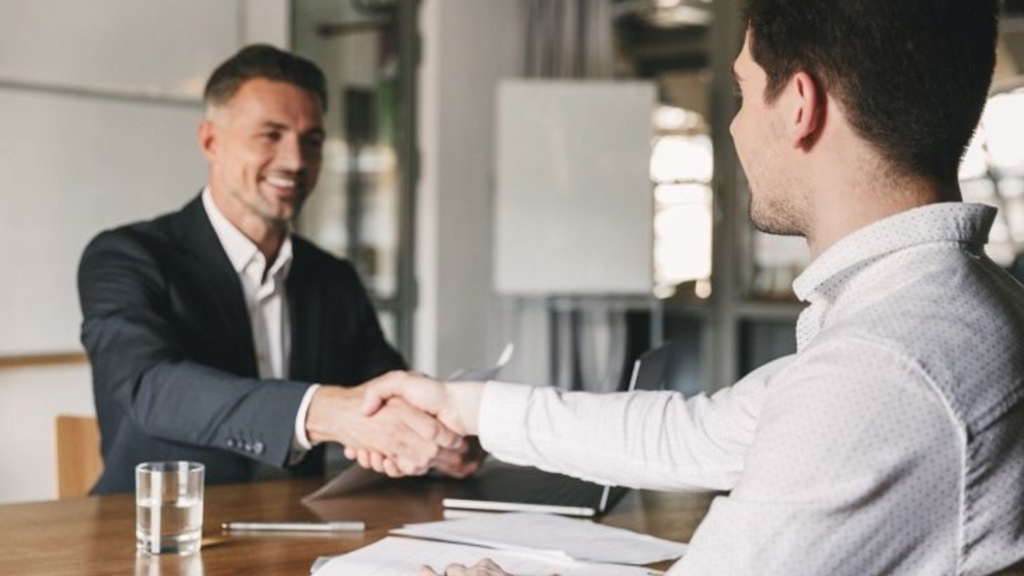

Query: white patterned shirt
left=479, top=203, right=1024, bottom=575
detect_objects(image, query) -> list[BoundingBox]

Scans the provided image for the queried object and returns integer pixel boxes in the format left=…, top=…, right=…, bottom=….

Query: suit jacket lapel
left=170, top=194, right=258, bottom=377
left=287, top=241, right=322, bottom=382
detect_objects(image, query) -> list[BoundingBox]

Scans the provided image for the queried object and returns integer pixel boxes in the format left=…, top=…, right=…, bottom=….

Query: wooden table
left=0, top=476, right=715, bottom=575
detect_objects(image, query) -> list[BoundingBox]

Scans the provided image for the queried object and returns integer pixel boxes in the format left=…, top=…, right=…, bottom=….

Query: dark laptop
left=442, top=343, right=672, bottom=517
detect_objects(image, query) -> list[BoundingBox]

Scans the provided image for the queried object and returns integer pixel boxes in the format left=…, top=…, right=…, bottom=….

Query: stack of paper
left=311, top=537, right=656, bottom=576
left=393, top=512, right=687, bottom=565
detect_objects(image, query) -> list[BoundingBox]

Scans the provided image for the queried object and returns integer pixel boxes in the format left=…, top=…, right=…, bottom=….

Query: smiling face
left=200, top=78, right=325, bottom=230
left=730, top=32, right=808, bottom=237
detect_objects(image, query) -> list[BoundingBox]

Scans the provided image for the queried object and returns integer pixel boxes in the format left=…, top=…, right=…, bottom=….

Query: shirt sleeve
left=477, top=355, right=789, bottom=492
left=288, top=383, right=321, bottom=464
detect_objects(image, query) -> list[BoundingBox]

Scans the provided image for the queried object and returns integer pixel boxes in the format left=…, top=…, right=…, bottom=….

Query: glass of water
left=136, top=461, right=205, bottom=555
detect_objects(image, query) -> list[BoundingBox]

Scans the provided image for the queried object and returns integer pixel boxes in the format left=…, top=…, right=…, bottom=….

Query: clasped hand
left=307, top=371, right=484, bottom=477
left=349, top=371, right=484, bottom=477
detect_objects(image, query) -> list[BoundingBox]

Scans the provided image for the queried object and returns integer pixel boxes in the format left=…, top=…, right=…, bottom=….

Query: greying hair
left=203, top=44, right=328, bottom=114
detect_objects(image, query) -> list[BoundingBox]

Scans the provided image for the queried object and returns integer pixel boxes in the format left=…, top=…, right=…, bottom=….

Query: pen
left=222, top=521, right=365, bottom=532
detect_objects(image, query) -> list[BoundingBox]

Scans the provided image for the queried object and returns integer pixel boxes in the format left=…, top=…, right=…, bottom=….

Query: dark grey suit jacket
left=78, top=195, right=405, bottom=494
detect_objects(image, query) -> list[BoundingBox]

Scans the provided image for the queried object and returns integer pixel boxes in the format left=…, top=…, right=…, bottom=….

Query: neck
left=805, top=170, right=961, bottom=259
left=208, top=185, right=287, bottom=264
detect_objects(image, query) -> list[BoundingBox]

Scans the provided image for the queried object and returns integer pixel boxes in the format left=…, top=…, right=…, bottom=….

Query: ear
left=789, top=72, right=823, bottom=148
left=198, top=118, right=217, bottom=162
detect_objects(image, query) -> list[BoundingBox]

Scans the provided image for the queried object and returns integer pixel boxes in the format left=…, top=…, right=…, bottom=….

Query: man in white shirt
left=79, top=45, right=480, bottom=493
left=351, top=1, right=1024, bottom=574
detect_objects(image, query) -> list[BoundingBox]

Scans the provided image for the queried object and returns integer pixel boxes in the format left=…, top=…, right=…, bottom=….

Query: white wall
left=416, top=0, right=524, bottom=377
left=0, top=364, right=94, bottom=503
left=0, top=0, right=289, bottom=505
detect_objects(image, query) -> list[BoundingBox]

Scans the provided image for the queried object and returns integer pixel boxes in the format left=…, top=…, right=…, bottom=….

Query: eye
left=301, top=133, right=325, bottom=152
left=259, top=131, right=282, bottom=143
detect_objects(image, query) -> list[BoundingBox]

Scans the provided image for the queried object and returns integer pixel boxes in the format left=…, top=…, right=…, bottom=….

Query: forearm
left=478, top=383, right=753, bottom=491
left=127, top=360, right=308, bottom=464
left=304, top=385, right=362, bottom=444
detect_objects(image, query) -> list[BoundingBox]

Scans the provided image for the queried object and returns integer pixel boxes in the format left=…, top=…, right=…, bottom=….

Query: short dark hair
left=204, top=44, right=328, bottom=112
left=744, top=0, right=998, bottom=181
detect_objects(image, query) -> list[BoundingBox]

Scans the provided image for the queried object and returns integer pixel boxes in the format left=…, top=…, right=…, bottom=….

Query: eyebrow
left=260, top=121, right=325, bottom=136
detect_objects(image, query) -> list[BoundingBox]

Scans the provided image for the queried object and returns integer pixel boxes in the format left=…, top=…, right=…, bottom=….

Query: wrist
left=446, top=381, right=485, bottom=436
left=305, top=385, right=361, bottom=444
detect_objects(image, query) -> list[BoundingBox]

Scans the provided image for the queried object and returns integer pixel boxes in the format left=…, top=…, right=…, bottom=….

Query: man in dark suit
left=78, top=45, right=477, bottom=494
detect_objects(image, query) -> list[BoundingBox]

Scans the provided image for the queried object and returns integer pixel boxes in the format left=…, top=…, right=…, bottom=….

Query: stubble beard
left=253, top=183, right=308, bottom=225
left=748, top=185, right=806, bottom=237
left=743, top=125, right=807, bottom=238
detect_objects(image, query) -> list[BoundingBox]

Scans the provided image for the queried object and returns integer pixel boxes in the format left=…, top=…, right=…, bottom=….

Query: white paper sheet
left=392, top=512, right=687, bottom=565
left=311, top=536, right=654, bottom=576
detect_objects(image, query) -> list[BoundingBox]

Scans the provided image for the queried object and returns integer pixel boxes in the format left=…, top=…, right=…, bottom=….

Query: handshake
left=305, top=372, right=487, bottom=479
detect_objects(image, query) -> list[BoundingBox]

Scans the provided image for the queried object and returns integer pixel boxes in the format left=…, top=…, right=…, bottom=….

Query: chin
left=749, top=196, right=795, bottom=236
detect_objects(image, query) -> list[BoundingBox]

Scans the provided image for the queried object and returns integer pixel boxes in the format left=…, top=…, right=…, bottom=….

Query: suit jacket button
left=253, top=441, right=265, bottom=455
left=226, top=438, right=236, bottom=448
left=243, top=442, right=253, bottom=452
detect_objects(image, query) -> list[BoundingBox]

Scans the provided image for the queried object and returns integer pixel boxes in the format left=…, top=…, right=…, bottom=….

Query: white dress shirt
left=202, top=189, right=319, bottom=457
left=479, top=203, right=1024, bottom=575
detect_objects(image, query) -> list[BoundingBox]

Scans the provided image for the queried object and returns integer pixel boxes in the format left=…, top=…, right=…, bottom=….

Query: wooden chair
left=54, top=415, right=102, bottom=499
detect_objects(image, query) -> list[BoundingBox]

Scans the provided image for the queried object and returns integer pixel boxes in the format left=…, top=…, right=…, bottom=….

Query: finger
left=432, top=456, right=481, bottom=480
left=430, top=459, right=460, bottom=479
left=430, top=447, right=462, bottom=468
left=444, top=564, right=469, bottom=576
left=370, top=451, right=389, bottom=475
left=396, top=451, right=428, bottom=476
left=357, top=449, right=372, bottom=471
left=394, top=400, right=463, bottom=450
left=382, top=458, right=404, bottom=478
left=361, top=376, right=403, bottom=416
left=418, top=566, right=440, bottom=576
left=386, top=416, right=441, bottom=470
left=343, top=447, right=356, bottom=460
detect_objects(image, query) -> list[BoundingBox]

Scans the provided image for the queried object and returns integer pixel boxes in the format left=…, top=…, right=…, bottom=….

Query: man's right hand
left=304, top=384, right=462, bottom=476
left=359, top=371, right=486, bottom=436
left=342, top=371, right=488, bottom=477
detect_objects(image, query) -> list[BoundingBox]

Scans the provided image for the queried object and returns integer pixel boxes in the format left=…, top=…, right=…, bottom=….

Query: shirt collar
left=792, top=202, right=996, bottom=302
left=201, top=187, right=293, bottom=280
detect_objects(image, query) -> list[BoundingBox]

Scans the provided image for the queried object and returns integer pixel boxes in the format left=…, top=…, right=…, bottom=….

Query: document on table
left=303, top=343, right=515, bottom=503
left=311, top=536, right=655, bottom=576
left=446, top=342, right=515, bottom=381
left=392, top=512, right=688, bottom=565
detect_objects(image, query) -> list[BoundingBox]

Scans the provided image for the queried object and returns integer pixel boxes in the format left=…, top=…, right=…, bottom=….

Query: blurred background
left=2, top=0, right=1024, bottom=503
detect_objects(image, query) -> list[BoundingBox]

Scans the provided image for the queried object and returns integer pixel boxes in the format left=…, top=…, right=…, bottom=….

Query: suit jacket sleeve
left=79, top=229, right=308, bottom=468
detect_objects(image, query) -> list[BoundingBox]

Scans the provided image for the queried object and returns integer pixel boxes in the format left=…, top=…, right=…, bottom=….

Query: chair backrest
left=54, top=415, right=102, bottom=499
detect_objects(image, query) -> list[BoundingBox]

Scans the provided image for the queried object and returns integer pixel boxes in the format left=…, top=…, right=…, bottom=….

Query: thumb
left=361, top=379, right=400, bottom=416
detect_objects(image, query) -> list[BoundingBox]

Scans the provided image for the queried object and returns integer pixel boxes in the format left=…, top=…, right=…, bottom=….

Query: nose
left=277, top=134, right=305, bottom=171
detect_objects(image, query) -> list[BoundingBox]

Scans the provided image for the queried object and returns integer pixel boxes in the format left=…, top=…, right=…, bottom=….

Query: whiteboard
left=493, top=80, right=655, bottom=295
left=0, top=89, right=204, bottom=355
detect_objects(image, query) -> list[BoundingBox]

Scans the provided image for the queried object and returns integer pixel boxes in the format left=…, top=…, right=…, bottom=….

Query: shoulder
left=773, top=333, right=945, bottom=409
left=83, top=207, right=183, bottom=257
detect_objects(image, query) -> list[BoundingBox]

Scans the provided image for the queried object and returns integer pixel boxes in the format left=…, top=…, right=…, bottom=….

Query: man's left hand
left=430, top=436, right=486, bottom=479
